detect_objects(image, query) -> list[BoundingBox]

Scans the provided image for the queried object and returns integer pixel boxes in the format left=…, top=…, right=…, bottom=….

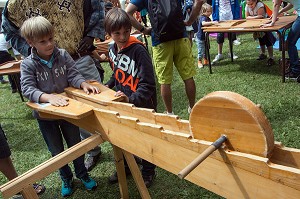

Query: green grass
left=1, top=29, right=300, bottom=199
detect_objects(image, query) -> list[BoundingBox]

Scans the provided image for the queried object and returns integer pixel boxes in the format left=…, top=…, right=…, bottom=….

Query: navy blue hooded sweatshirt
left=106, top=36, right=157, bottom=110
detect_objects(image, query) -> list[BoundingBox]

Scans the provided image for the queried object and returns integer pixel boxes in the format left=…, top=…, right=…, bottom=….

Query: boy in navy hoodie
left=105, top=7, right=157, bottom=188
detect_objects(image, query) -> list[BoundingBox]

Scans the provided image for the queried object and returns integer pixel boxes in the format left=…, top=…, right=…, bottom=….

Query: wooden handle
left=178, top=135, right=227, bottom=179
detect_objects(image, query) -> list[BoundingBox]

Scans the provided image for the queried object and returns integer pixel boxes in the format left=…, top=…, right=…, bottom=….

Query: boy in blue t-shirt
left=196, top=3, right=218, bottom=68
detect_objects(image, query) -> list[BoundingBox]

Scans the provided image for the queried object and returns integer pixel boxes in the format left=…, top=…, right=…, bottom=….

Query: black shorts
left=0, top=125, right=11, bottom=159
left=217, top=33, right=237, bottom=44
left=258, top=32, right=276, bottom=47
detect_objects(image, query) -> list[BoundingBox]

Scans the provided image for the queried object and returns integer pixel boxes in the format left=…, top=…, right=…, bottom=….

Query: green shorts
left=152, top=38, right=196, bottom=84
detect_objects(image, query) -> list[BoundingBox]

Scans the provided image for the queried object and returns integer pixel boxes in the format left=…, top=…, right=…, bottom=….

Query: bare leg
left=267, top=46, right=274, bottom=58
left=260, top=45, right=266, bottom=54
left=218, top=43, right=223, bottom=55
left=184, top=78, right=196, bottom=109
left=161, top=84, right=172, bottom=113
left=0, top=157, right=18, bottom=180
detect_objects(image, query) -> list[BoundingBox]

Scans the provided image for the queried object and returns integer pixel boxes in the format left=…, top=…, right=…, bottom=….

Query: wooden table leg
left=228, top=33, right=234, bottom=62
left=205, top=32, right=212, bottom=74
left=278, top=30, right=287, bottom=83
left=11, top=74, right=24, bottom=102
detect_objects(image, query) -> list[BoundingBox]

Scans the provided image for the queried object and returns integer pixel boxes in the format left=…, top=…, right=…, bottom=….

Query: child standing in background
left=246, top=0, right=276, bottom=66
left=196, top=3, right=217, bottom=68
left=183, top=1, right=195, bottom=46
left=0, top=32, right=21, bottom=92
left=212, top=0, right=240, bottom=64
left=140, top=8, right=148, bottom=27
left=20, top=16, right=99, bottom=197
left=105, top=8, right=157, bottom=188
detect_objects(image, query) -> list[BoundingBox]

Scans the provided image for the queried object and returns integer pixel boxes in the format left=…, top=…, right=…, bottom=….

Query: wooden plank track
left=1, top=88, right=300, bottom=199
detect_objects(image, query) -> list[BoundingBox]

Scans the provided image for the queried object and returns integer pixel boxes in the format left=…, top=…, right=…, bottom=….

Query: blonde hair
left=21, top=16, right=54, bottom=41
left=201, top=3, right=212, bottom=15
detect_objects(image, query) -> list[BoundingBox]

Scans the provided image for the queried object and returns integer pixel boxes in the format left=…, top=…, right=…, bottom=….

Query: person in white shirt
left=0, top=32, right=21, bottom=92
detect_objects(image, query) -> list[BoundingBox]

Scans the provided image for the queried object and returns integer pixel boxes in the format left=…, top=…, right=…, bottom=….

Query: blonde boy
left=20, top=16, right=99, bottom=197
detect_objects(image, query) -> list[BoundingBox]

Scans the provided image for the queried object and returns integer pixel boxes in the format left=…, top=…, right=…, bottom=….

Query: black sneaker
left=285, top=71, right=300, bottom=80
left=143, top=173, right=156, bottom=188
left=257, top=54, right=267, bottom=60
left=0, top=79, right=9, bottom=84
left=108, top=169, right=131, bottom=184
left=267, top=58, right=275, bottom=66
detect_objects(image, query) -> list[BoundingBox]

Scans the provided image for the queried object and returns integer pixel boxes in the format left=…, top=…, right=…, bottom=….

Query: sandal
left=33, top=183, right=46, bottom=195
left=15, top=183, right=45, bottom=197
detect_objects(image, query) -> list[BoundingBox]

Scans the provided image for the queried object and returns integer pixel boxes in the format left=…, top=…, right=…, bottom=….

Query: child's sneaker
left=80, top=174, right=97, bottom=190
left=143, top=173, right=156, bottom=188
left=188, top=106, right=192, bottom=114
left=267, top=58, right=275, bottom=66
left=212, top=54, right=223, bottom=64
left=198, top=60, right=203, bottom=68
left=61, top=178, right=73, bottom=197
left=228, top=53, right=238, bottom=60
left=285, top=71, right=300, bottom=81
left=233, top=39, right=241, bottom=45
left=0, top=79, right=9, bottom=84
left=163, top=111, right=174, bottom=115
left=203, top=58, right=209, bottom=65
left=257, top=54, right=267, bottom=60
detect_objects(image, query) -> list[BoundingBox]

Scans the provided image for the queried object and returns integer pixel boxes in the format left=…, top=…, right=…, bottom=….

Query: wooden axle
left=178, top=135, right=227, bottom=179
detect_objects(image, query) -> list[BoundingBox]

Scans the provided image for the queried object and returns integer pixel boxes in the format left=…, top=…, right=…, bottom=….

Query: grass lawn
left=1, top=11, right=300, bottom=199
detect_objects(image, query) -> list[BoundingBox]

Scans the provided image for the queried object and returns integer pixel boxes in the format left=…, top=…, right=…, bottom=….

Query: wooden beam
left=0, top=135, right=103, bottom=198
left=112, top=145, right=129, bottom=199
left=123, top=150, right=150, bottom=199
left=27, top=95, right=94, bottom=120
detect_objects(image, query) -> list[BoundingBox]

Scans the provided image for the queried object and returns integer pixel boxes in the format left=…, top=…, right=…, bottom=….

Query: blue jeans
left=80, top=128, right=101, bottom=157
left=37, top=119, right=87, bottom=180
left=288, top=16, right=300, bottom=74
left=196, top=38, right=206, bottom=60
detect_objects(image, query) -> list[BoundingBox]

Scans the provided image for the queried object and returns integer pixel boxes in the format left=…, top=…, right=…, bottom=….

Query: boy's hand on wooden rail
left=115, top=91, right=129, bottom=102
left=81, top=81, right=101, bottom=95
left=48, top=94, right=69, bottom=107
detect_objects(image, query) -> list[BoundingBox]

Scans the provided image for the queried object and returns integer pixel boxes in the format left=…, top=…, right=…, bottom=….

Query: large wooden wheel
left=189, top=91, right=274, bottom=158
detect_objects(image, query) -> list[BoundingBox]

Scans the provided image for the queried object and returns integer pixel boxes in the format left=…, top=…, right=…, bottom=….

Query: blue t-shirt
left=130, top=0, right=187, bottom=46
left=196, top=16, right=211, bottom=41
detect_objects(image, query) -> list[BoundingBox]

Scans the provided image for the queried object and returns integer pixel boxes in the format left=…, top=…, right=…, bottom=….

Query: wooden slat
left=0, top=61, right=21, bottom=75
left=123, top=150, right=151, bottom=199
left=20, top=185, right=38, bottom=199
left=0, top=135, right=103, bottom=198
left=270, top=142, right=300, bottom=169
left=26, top=94, right=94, bottom=120
left=112, top=145, right=129, bottom=199
left=203, top=15, right=296, bottom=32
left=64, top=82, right=123, bottom=103
left=66, top=87, right=191, bottom=134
